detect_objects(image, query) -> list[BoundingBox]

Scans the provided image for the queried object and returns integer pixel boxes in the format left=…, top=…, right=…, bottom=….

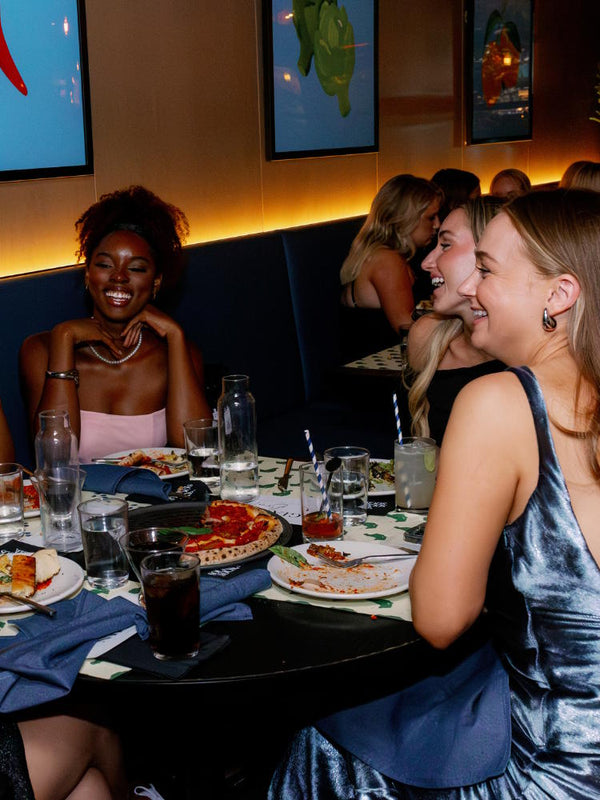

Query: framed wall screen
left=263, top=0, right=378, bottom=160
left=0, top=0, right=93, bottom=181
left=466, top=0, right=533, bottom=144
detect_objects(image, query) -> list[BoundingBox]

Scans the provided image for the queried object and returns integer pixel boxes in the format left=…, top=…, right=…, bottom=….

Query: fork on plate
left=314, top=551, right=416, bottom=569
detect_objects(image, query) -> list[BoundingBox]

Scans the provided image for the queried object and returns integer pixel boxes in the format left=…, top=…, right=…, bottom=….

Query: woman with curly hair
left=407, top=196, right=505, bottom=444
left=340, top=174, right=442, bottom=336
left=20, top=185, right=210, bottom=462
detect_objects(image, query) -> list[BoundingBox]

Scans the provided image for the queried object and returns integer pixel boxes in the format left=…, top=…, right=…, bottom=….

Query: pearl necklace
left=88, top=328, right=143, bottom=365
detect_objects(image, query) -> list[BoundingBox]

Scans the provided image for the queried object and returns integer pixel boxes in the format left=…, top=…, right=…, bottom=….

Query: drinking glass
left=394, top=437, right=439, bottom=511
left=299, top=461, right=344, bottom=543
left=323, top=446, right=370, bottom=526
left=183, top=418, right=219, bottom=488
left=0, top=463, right=24, bottom=543
left=140, top=552, right=201, bottom=660
left=33, top=466, right=85, bottom=552
left=78, top=498, right=129, bottom=589
left=120, top=528, right=189, bottom=583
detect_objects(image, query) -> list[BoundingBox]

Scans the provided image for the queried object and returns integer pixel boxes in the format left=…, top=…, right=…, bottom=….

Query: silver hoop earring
left=542, top=308, right=557, bottom=332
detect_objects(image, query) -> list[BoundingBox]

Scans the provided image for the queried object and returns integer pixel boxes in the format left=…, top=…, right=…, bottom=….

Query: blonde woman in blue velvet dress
left=269, top=189, right=600, bottom=798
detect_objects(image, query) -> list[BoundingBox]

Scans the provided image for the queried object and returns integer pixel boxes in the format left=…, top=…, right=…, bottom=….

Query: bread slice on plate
left=33, top=549, right=61, bottom=585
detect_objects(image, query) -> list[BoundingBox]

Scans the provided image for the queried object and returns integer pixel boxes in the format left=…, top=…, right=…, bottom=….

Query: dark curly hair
left=75, top=186, right=190, bottom=285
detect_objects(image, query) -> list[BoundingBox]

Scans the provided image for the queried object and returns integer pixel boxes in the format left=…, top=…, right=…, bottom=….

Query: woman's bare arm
left=0, top=401, right=15, bottom=462
left=122, top=306, right=211, bottom=447
left=409, top=372, right=534, bottom=648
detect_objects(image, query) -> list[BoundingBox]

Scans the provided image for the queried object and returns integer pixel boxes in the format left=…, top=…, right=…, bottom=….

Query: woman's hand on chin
left=52, top=318, right=126, bottom=360
left=121, top=305, right=183, bottom=346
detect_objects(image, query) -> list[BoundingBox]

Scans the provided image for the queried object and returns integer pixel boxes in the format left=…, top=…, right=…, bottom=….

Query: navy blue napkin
left=82, top=464, right=172, bottom=502
left=0, top=592, right=145, bottom=712
left=200, top=568, right=271, bottom=623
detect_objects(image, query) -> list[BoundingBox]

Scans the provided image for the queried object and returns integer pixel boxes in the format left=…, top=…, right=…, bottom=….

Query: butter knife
left=277, top=458, right=294, bottom=491
left=0, top=592, right=56, bottom=617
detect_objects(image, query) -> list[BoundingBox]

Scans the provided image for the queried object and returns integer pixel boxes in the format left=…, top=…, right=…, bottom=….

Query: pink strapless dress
left=78, top=408, right=167, bottom=463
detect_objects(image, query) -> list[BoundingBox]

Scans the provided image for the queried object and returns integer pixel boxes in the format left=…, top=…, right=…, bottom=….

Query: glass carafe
left=217, top=375, right=259, bottom=502
left=34, top=409, right=79, bottom=471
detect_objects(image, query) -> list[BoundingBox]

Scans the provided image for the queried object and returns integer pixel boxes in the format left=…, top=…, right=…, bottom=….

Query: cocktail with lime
left=394, top=437, right=438, bottom=510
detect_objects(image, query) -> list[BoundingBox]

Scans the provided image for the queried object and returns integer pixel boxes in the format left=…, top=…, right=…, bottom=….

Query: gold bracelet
left=45, top=369, right=79, bottom=387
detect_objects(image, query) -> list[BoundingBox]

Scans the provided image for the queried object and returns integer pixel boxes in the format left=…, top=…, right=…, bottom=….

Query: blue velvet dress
left=269, top=367, right=600, bottom=799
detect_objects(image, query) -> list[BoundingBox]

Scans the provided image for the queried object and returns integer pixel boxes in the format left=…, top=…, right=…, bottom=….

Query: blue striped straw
left=304, top=429, right=332, bottom=518
left=393, top=393, right=403, bottom=443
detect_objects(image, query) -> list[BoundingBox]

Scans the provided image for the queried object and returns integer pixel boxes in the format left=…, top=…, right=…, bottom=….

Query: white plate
left=0, top=555, right=84, bottom=614
left=267, top=541, right=415, bottom=600
left=102, top=448, right=188, bottom=480
left=368, top=458, right=395, bottom=496
left=23, top=479, right=40, bottom=519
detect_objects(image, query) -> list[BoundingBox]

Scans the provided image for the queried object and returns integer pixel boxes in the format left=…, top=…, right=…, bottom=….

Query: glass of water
left=183, top=418, right=219, bottom=489
left=323, top=446, right=370, bottom=526
left=78, top=498, right=129, bottom=589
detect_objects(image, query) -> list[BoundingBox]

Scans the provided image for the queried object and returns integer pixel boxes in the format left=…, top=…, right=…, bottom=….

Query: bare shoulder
left=408, top=313, right=445, bottom=371
left=366, top=247, right=406, bottom=277
left=449, top=369, right=532, bottom=442
left=19, top=331, right=50, bottom=365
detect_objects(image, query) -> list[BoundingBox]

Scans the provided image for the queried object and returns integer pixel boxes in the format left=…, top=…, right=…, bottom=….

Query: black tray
left=127, top=502, right=292, bottom=568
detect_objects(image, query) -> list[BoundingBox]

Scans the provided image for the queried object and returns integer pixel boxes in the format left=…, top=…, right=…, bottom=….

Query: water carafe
left=217, top=375, right=259, bottom=502
left=34, top=409, right=79, bottom=471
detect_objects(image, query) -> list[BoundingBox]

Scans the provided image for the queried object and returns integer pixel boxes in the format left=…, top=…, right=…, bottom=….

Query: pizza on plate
left=115, top=449, right=185, bottom=476
left=23, top=484, right=40, bottom=513
left=183, top=500, right=283, bottom=566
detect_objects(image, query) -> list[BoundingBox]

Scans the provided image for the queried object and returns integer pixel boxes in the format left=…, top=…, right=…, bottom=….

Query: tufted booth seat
left=1, top=214, right=403, bottom=468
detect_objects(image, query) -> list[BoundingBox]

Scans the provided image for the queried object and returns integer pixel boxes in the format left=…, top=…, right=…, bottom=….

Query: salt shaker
left=34, top=409, right=79, bottom=471
left=217, top=375, right=259, bottom=502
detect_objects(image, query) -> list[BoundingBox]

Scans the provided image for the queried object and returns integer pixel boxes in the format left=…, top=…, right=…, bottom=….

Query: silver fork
left=314, top=551, right=416, bottom=569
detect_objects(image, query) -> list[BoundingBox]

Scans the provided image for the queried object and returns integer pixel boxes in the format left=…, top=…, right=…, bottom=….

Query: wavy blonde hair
left=340, top=175, right=442, bottom=284
left=504, top=189, right=600, bottom=478
left=407, top=196, right=505, bottom=437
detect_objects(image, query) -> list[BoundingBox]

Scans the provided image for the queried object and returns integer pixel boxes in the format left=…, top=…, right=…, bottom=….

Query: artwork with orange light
left=467, top=0, right=533, bottom=144
left=0, top=0, right=92, bottom=181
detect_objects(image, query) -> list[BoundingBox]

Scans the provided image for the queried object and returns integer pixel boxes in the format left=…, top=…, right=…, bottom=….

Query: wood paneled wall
left=0, top=0, right=598, bottom=277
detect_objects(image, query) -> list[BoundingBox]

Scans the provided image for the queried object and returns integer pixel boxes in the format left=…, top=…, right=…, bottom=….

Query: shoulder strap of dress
left=506, top=366, right=558, bottom=474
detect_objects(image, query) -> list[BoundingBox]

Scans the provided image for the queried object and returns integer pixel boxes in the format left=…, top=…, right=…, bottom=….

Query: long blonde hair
left=408, top=196, right=505, bottom=437
left=340, top=175, right=442, bottom=284
left=505, top=189, right=600, bottom=478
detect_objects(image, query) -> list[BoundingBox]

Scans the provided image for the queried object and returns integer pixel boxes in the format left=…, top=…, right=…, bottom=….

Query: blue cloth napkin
left=200, top=568, right=272, bottom=623
left=82, top=464, right=172, bottom=502
left=0, top=593, right=145, bottom=713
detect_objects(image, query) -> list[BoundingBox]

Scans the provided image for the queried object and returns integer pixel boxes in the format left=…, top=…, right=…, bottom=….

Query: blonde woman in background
left=559, top=160, right=600, bottom=191
left=340, top=174, right=442, bottom=334
left=489, top=168, right=531, bottom=199
left=407, top=196, right=505, bottom=445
